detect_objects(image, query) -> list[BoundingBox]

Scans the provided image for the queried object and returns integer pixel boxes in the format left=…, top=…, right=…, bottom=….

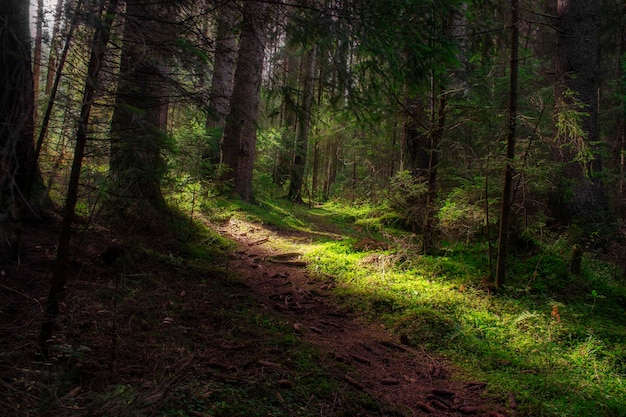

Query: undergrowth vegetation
left=196, top=191, right=626, bottom=417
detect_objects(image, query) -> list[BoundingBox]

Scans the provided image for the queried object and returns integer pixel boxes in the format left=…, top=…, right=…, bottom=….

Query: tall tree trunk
left=617, top=3, right=626, bottom=211
left=273, top=6, right=299, bottom=186
left=323, top=140, right=336, bottom=200
left=288, top=45, right=317, bottom=203
left=44, top=0, right=65, bottom=96
left=219, top=0, right=268, bottom=202
left=206, top=3, right=238, bottom=130
left=0, top=0, right=36, bottom=261
left=423, top=91, right=445, bottom=254
left=551, top=0, right=607, bottom=238
left=35, top=0, right=82, bottom=170
left=312, top=139, right=320, bottom=197
left=109, top=0, right=173, bottom=219
left=39, top=0, right=119, bottom=358
left=495, top=0, right=519, bottom=289
left=32, top=0, right=44, bottom=130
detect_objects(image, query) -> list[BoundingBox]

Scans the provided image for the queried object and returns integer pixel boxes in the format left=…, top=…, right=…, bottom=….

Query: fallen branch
left=248, top=237, right=269, bottom=246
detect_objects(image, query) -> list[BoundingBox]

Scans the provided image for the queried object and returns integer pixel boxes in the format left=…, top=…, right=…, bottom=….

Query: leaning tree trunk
left=219, top=0, right=269, bottom=202
left=0, top=0, right=36, bottom=261
left=109, top=0, right=173, bottom=221
left=39, top=0, right=119, bottom=358
left=44, top=0, right=66, bottom=97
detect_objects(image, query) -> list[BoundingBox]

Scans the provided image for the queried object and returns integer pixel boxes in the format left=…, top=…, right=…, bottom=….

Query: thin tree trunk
left=495, top=0, right=519, bottom=289
left=33, top=0, right=82, bottom=178
left=44, top=0, right=65, bottom=96
left=288, top=45, right=317, bottom=203
left=312, top=139, right=320, bottom=197
left=32, top=0, right=44, bottom=130
left=39, top=0, right=119, bottom=358
left=423, top=92, right=445, bottom=254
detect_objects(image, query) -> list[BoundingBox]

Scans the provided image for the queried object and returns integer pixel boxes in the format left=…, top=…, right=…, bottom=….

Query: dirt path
left=217, top=217, right=512, bottom=417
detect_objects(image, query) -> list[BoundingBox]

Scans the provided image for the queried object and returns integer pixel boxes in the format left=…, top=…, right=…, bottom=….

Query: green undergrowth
left=211, top=195, right=626, bottom=417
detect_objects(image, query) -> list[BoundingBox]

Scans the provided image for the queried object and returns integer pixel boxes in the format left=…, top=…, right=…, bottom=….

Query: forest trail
left=0, top=209, right=513, bottom=417
left=217, top=215, right=511, bottom=417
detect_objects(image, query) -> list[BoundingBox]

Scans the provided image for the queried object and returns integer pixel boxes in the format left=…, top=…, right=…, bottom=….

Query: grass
left=203, top=193, right=626, bottom=417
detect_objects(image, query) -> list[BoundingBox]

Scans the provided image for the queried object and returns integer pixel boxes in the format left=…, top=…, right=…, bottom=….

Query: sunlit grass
left=218, top=195, right=626, bottom=417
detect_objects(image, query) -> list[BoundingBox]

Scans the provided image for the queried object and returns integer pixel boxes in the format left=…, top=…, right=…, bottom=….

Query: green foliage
left=437, top=179, right=496, bottom=243
left=385, top=170, right=428, bottom=231
left=554, top=88, right=593, bottom=168
left=238, top=198, right=626, bottom=417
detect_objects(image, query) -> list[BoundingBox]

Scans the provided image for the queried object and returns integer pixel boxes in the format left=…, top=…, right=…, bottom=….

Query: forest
left=1, top=0, right=625, bottom=416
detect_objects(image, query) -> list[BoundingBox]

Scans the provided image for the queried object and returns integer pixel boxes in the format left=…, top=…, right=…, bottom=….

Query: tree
left=108, top=0, right=175, bottom=220
left=551, top=0, right=608, bottom=239
left=32, top=0, right=44, bottom=129
left=288, top=44, right=317, bottom=203
left=206, top=3, right=238, bottom=131
left=219, top=0, right=269, bottom=201
left=0, top=0, right=36, bottom=261
left=39, top=0, right=119, bottom=358
left=495, top=0, right=520, bottom=290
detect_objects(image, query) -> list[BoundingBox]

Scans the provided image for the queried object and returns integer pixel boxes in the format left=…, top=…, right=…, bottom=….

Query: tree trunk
left=44, top=0, right=66, bottom=96
left=551, top=0, right=607, bottom=238
left=32, top=0, right=44, bottom=130
left=272, top=7, right=299, bottom=186
left=312, top=139, right=320, bottom=197
left=423, top=91, right=445, bottom=254
left=206, top=3, right=238, bottom=130
left=0, top=0, right=36, bottom=261
left=288, top=45, right=317, bottom=203
left=219, top=0, right=268, bottom=202
left=495, top=0, right=519, bottom=289
left=323, top=140, right=336, bottom=200
left=35, top=0, right=82, bottom=170
left=109, top=0, right=173, bottom=219
left=39, top=0, right=119, bottom=358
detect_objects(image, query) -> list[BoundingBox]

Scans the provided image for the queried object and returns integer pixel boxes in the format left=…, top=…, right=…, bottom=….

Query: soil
left=0, top=210, right=514, bottom=417
left=216, top=217, right=513, bottom=417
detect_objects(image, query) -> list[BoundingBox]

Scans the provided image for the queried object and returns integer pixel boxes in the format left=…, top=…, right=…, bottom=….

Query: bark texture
left=219, top=0, right=269, bottom=202
left=288, top=45, right=317, bottom=203
left=206, top=3, right=238, bottom=130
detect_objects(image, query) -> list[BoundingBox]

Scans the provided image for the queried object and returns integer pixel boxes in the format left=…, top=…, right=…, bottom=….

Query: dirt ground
left=216, top=217, right=513, bottom=417
left=0, top=212, right=514, bottom=416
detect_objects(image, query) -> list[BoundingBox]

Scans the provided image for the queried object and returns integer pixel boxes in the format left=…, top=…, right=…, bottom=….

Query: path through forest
left=0, top=209, right=514, bottom=416
left=217, top=215, right=511, bottom=417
